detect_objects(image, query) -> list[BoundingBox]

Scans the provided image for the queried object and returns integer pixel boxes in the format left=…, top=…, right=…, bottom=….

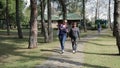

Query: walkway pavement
left=35, top=31, right=104, bottom=68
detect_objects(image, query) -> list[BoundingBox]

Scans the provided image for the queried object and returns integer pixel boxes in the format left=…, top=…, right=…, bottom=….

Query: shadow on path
left=36, top=55, right=109, bottom=68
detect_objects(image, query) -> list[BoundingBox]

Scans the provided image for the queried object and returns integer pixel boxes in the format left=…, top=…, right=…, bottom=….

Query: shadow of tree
left=0, top=39, right=110, bottom=68
left=86, top=41, right=114, bottom=46
left=40, top=49, right=60, bottom=53
left=77, top=51, right=120, bottom=56
left=36, top=64, right=72, bottom=68
left=0, top=29, right=115, bottom=68
left=7, top=52, right=109, bottom=68
left=34, top=55, right=109, bottom=68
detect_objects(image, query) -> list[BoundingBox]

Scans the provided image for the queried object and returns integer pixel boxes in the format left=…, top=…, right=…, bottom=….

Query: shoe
left=62, top=50, right=64, bottom=53
left=73, top=50, right=75, bottom=53
left=60, top=50, right=64, bottom=54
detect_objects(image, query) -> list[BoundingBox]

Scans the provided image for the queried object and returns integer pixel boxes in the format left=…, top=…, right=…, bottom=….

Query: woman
left=69, top=22, right=80, bottom=53
left=58, top=20, right=68, bottom=53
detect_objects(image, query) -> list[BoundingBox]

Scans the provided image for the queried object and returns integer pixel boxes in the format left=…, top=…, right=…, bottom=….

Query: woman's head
left=63, top=20, right=67, bottom=25
left=72, top=22, right=77, bottom=27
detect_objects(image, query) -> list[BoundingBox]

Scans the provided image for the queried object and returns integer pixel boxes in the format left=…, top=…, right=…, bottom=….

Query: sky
left=86, top=0, right=114, bottom=21
left=22, top=0, right=30, bottom=14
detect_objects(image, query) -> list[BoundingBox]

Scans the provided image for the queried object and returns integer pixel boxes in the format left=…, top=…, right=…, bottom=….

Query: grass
left=0, top=29, right=88, bottom=68
left=0, top=42, right=59, bottom=68
left=1, top=29, right=118, bottom=68
left=0, top=29, right=59, bottom=68
left=83, top=30, right=120, bottom=68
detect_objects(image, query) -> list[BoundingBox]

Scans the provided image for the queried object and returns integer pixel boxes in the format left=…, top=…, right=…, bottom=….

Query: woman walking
left=58, top=20, right=68, bottom=54
left=69, top=22, right=80, bottom=53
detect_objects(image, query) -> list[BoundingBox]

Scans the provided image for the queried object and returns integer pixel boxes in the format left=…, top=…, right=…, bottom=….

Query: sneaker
left=73, top=50, right=76, bottom=54
left=62, top=50, right=64, bottom=53
left=60, top=50, right=64, bottom=54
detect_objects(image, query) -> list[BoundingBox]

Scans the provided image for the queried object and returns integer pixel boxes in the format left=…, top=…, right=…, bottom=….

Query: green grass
left=0, top=29, right=59, bottom=68
left=83, top=30, right=120, bottom=68
left=0, top=37, right=59, bottom=68
left=1, top=29, right=118, bottom=68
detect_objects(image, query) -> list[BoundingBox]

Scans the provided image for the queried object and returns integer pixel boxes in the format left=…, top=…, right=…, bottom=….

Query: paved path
left=35, top=31, right=105, bottom=68
left=35, top=40, right=84, bottom=68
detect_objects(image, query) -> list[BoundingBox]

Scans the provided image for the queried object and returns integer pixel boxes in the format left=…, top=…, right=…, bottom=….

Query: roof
left=37, top=13, right=82, bottom=21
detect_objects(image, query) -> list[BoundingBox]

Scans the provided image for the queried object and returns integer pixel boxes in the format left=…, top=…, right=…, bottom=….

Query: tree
left=0, top=1, right=5, bottom=19
left=41, top=0, right=49, bottom=43
left=113, top=0, right=117, bottom=37
left=108, top=0, right=112, bottom=30
left=47, top=0, right=53, bottom=42
left=58, top=0, right=67, bottom=20
left=82, top=0, right=87, bottom=32
left=6, top=0, right=10, bottom=35
left=28, top=0, right=38, bottom=48
left=114, top=0, right=120, bottom=55
left=95, top=0, right=99, bottom=24
left=16, top=0, right=23, bottom=39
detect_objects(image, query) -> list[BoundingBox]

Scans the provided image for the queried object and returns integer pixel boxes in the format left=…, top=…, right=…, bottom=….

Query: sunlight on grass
left=0, top=40, right=59, bottom=68
left=0, top=29, right=59, bottom=68
left=83, top=30, right=120, bottom=68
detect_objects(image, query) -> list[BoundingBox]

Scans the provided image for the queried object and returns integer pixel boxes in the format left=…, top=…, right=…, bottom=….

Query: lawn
left=0, top=29, right=60, bottom=68
left=0, top=29, right=89, bottom=68
left=83, top=30, right=120, bottom=68
left=1, top=29, right=118, bottom=68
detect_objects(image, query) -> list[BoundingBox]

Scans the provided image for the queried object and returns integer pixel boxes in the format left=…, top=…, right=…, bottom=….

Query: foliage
left=95, top=19, right=108, bottom=28
left=67, top=1, right=82, bottom=13
left=0, top=0, right=6, bottom=19
left=0, top=0, right=28, bottom=28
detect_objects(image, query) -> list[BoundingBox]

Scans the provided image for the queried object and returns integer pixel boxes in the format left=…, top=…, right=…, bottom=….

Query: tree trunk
left=41, top=0, right=49, bottom=43
left=95, top=0, right=98, bottom=24
left=48, top=0, right=53, bottom=42
left=108, top=0, right=112, bottom=31
left=39, top=0, right=47, bottom=34
left=28, top=0, right=38, bottom=48
left=83, top=0, right=87, bottom=32
left=113, top=0, right=117, bottom=37
left=114, top=0, right=120, bottom=55
left=62, top=1, right=67, bottom=20
left=58, top=0, right=67, bottom=20
left=16, top=0, right=23, bottom=39
left=6, top=0, right=10, bottom=35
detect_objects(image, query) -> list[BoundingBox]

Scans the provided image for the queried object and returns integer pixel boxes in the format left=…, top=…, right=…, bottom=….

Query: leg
left=59, top=35, right=64, bottom=51
left=71, top=38, right=75, bottom=50
left=74, top=38, right=78, bottom=51
left=62, top=34, right=67, bottom=50
left=71, top=37, right=76, bottom=53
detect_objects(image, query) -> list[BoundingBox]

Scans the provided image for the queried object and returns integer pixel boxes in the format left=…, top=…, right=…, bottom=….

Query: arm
left=77, top=28, right=80, bottom=39
left=60, top=25, right=68, bottom=33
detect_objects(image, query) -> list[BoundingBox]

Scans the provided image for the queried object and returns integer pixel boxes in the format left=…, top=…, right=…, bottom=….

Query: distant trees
left=0, top=0, right=24, bottom=37
left=1, top=0, right=120, bottom=53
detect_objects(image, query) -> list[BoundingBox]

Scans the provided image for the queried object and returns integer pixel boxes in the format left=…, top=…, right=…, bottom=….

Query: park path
left=35, top=30, right=105, bottom=68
